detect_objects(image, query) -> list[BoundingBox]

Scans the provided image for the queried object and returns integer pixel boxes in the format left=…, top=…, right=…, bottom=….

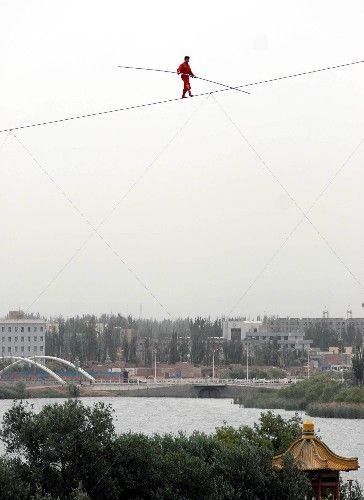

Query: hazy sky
left=0, top=0, right=363, bottom=319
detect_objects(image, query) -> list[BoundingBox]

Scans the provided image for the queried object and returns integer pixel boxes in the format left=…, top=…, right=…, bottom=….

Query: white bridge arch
left=0, top=356, right=95, bottom=384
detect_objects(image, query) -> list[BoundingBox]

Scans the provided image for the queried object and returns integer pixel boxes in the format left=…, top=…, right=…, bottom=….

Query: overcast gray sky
left=0, top=0, right=363, bottom=319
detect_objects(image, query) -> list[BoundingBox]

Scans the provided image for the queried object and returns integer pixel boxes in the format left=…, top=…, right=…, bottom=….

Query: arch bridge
left=0, top=356, right=95, bottom=385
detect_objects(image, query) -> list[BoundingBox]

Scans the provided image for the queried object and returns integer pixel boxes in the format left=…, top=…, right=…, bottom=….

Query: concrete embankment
left=27, top=383, right=281, bottom=399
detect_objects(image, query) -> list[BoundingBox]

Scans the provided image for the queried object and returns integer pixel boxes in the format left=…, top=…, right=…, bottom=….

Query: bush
left=0, top=401, right=312, bottom=499
left=68, top=384, right=80, bottom=398
left=234, top=374, right=364, bottom=417
left=0, top=382, right=29, bottom=400
left=306, top=403, right=364, bottom=419
left=225, top=366, right=287, bottom=380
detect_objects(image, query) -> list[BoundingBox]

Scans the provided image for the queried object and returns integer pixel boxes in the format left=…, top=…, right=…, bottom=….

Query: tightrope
left=1, top=58, right=363, bottom=134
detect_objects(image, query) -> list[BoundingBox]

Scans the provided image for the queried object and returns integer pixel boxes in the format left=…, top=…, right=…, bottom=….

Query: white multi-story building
left=0, top=311, right=46, bottom=358
left=246, top=330, right=312, bottom=349
left=222, top=320, right=263, bottom=341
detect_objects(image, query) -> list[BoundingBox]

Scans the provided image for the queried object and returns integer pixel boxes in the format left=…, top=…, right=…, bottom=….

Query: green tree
left=215, top=411, right=302, bottom=455
left=190, top=317, right=207, bottom=364
left=352, top=347, right=364, bottom=385
left=168, top=331, right=178, bottom=364
left=0, top=400, right=115, bottom=499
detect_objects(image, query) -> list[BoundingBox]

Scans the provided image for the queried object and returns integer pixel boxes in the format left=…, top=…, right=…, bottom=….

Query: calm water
left=0, top=397, right=362, bottom=484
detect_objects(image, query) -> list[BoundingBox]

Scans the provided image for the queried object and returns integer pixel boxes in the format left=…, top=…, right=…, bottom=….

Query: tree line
left=44, top=314, right=312, bottom=368
left=0, top=400, right=313, bottom=500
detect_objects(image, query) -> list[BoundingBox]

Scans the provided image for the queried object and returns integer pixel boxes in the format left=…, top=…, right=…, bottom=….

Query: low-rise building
left=222, top=320, right=263, bottom=341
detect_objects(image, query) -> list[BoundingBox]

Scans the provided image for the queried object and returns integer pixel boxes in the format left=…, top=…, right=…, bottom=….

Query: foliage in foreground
left=0, top=400, right=314, bottom=500
left=215, top=411, right=302, bottom=455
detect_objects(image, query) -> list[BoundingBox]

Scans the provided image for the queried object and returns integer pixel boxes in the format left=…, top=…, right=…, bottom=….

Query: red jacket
left=177, top=62, right=194, bottom=77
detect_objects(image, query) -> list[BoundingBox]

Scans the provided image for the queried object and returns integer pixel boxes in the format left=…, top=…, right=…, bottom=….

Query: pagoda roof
left=272, top=421, right=359, bottom=472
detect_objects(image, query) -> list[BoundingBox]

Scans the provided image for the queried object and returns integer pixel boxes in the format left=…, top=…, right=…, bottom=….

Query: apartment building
left=246, top=330, right=312, bottom=349
left=0, top=311, right=46, bottom=358
left=265, top=314, right=364, bottom=336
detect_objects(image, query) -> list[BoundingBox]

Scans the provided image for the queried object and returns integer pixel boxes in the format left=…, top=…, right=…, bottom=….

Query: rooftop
left=0, top=318, right=46, bottom=324
left=273, top=421, right=359, bottom=472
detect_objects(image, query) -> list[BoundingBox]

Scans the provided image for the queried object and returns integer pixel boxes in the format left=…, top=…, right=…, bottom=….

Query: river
left=0, top=397, right=362, bottom=485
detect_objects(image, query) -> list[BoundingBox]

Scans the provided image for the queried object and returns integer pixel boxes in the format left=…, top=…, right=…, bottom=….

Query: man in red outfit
left=177, top=56, right=195, bottom=98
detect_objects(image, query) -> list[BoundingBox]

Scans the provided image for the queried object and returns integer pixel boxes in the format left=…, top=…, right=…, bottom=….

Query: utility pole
left=307, top=345, right=310, bottom=379
left=154, top=349, right=157, bottom=383
left=212, top=350, right=215, bottom=381
left=246, top=341, right=249, bottom=382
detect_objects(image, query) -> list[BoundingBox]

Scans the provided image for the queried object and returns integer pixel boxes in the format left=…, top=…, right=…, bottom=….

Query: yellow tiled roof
left=272, top=420, right=359, bottom=472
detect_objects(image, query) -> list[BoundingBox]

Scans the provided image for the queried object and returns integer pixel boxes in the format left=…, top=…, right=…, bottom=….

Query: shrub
left=306, top=403, right=364, bottom=419
left=68, top=384, right=80, bottom=398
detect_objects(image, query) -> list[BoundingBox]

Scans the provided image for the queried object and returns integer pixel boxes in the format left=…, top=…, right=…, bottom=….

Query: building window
left=1, top=336, right=4, bottom=342
left=15, top=346, right=18, bottom=352
left=15, top=337, right=18, bottom=342
left=15, top=327, right=18, bottom=332
left=34, top=327, right=37, bottom=332
left=8, top=327, right=11, bottom=332
left=21, top=336, right=24, bottom=342
left=7, top=347, right=11, bottom=353
left=40, top=336, right=43, bottom=342
left=28, top=336, right=31, bottom=342
left=21, top=327, right=24, bottom=332
left=40, top=346, right=44, bottom=351
left=28, top=346, right=31, bottom=352
left=33, top=346, right=37, bottom=352
left=40, top=326, right=44, bottom=332
left=21, top=346, right=24, bottom=352
left=1, top=347, right=4, bottom=353
left=8, top=337, right=11, bottom=342
left=34, top=336, right=37, bottom=342
left=1, top=327, right=4, bottom=332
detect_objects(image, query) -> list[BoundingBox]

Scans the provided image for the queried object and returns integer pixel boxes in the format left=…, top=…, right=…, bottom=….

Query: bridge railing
left=92, top=377, right=295, bottom=386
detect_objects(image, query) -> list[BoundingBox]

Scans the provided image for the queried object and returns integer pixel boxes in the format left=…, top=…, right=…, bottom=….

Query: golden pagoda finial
left=302, top=420, right=314, bottom=438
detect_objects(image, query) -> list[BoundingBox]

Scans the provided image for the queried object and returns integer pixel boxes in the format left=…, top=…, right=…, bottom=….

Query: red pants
left=181, top=75, right=191, bottom=92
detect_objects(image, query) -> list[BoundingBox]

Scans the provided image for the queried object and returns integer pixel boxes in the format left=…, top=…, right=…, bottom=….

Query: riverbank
left=1, top=378, right=285, bottom=399
left=234, top=374, right=364, bottom=418
left=8, top=382, right=261, bottom=399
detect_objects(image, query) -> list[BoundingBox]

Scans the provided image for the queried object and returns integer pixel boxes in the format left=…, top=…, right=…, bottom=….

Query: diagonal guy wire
left=13, top=94, right=212, bottom=315
left=0, top=131, right=10, bottom=154
left=11, top=132, right=172, bottom=317
left=228, top=136, right=364, bottom=315
left=211, top=96, right=364, bottom=314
